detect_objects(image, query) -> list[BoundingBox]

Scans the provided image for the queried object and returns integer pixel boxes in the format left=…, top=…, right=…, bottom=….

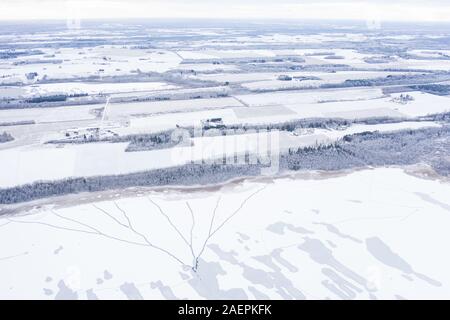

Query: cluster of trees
left=124, top=132, right=180, bottom=152
left=304, top=52, right=335, bottom=56
left=25, top=72, right=38, bottom=80
left=26, top=94, right=67, bottom=103
left=258, top=118, right=347, bottom=131
left=180, top=56, right=306, bottom=66
left=0, top=132, right=13, bottom=143
left=359, top=46, right=407, bottom=56
left=276, top=75, right=322, bottom=81
left=421, top=112, right=450, bottom=122
left=281, top=143, right=363, bottom=171
left=0, top=49, right=44, bottom=59
left=277, top=75, right=293, bottom=81
left=13, top=59, right=62, bottom=66
left=363, top=56, right=396, bottom=64
left=293, top=76, right=321, bottom=81
left=409, top=84, right=450, bottom=96
left=282, top=126, right=450, bottom=176
left=322, top=73, right=450, bottom=89
left=241, top=61, right=349, bottom=74
left=0, top=164, right=261, bottom=204
left=324, top=55, right=345, bottom=60
left=0, top=120, right=35, bottom=127
left=25, top=93, right=89, bottom=104
left=391, top=94, right=415, bottom=104
left=400, top=53, right=450, bottom=61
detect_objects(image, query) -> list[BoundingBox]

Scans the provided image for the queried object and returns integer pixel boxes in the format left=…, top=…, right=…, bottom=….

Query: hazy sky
left=1, top=0, right=449, bottom=22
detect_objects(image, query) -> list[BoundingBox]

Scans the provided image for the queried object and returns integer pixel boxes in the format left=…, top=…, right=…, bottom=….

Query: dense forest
left=0, top=132, right=13, bottom=143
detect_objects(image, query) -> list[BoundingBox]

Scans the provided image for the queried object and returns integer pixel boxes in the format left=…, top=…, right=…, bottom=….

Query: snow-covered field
left=0, top=104, right=98, bottom=123
left=107, top=95, right=242, bottom=121
left=177, top=49, right=277, bottom=60
left=236, top=89, right=450, bottom=120
left=235, top=88, right=386, bottom=107
left=1, top=168, right=449, bottom=299
left=1, top=19, right=450, bottom=301
left=0, top=46, right=182, bottom=84
left=193, top=71, right=419, bottom=90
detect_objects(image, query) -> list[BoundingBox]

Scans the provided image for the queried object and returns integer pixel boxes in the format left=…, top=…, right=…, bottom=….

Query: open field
left=1, top=168, right=449, bottom=299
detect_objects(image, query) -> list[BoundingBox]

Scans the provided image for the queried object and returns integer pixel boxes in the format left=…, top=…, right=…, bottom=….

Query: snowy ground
left=0, top=167, right=449, bottom=300
left=193, top=70, right=421, bottom=91
left=0, top=46, right=182, bottom=84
